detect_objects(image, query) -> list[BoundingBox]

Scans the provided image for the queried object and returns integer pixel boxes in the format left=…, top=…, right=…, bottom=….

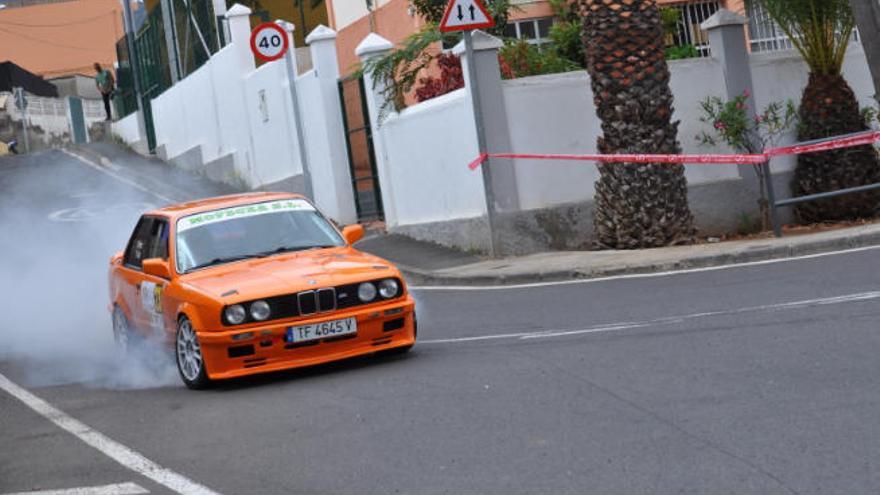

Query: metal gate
left=67, top=97, right=87, bottom=144
left=135, top=7, right=171, bottom=153
left=339, top=75, right=384, bottom=222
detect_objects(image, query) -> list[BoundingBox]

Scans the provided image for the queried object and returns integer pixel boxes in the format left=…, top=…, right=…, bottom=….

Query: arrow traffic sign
left=439, top=0, right=494, bottom=32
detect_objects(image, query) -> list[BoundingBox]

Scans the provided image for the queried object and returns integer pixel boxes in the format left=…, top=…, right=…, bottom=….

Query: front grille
left=297, top=288, right=337, bottom=316
left=221, top=278, right=403, bottom=326
left=318, top=288, right=336, bottom=312
left=298, top=291, right=318, bottom=315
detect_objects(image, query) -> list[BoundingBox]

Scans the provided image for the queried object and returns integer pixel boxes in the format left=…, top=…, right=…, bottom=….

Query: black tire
left=175, top=316, right=211, bottom=390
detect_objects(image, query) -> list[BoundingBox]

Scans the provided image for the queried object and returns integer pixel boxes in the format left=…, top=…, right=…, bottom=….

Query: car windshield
left=175, top=198, right=344, bottom=273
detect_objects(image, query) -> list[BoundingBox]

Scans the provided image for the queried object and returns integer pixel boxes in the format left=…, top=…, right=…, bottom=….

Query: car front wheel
left=175, top=316, right=210, bottom=389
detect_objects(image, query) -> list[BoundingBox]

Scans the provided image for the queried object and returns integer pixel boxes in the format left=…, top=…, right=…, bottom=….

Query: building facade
left=326, top=0, right=750, bottom=76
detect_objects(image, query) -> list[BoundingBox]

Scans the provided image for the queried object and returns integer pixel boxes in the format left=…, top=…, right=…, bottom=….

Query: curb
left=401, top=228, right=880, bottom=287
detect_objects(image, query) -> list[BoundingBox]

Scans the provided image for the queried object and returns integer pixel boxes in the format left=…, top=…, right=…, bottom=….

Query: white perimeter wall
left=141, top=23, right=355, bottom=224
left=377, top=88, right=486, bottom=228
left=751, top=43, right=876, bottom=173
left=373, top=42, right=877, bottom=227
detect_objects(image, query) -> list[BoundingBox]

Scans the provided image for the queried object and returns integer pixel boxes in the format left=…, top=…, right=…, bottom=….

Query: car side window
left=124, top=217, right=154, bottom=269
left=146, top=219, right=169, bottom=261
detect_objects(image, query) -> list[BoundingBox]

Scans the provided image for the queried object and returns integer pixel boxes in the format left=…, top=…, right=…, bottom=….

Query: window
left=663, top=0, right=720, bottom=58
left=175, top=199, right=345, bottom=273
left=745, top=0, right=859, bottom=53
left=504, top=17, right=554, bottom=46
left=123, top=216, right=169, bottom=270
left=745, top=0, right=794, bottom=52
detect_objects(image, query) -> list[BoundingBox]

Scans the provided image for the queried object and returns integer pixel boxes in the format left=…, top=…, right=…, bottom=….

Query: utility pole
left=122, top=0, right=147, bottom=141
left=849, top=0, right=880, bottom=103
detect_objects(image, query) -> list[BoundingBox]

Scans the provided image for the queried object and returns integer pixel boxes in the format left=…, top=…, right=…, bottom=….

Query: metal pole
left=464, top=30, right=499, bottom=258
left=160, top=0, right=182, bottom=82
left=762, top=160, right=782, bottom=237
left=849, top=0, right=880, bottom=103
left=15, top=87, right=29, bottom=153
left=282, top=38, right=314, bottom=200
left=122, top=0, right=147, bottom=141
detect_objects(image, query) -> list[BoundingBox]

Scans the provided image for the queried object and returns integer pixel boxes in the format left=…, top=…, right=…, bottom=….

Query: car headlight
left=250, top=300, right=271, bottom=321
left=225, top=304, right=246, bottom=325
left=358, top=282, right=377, bottom=302
left=378, top=279, right=399, bottom=299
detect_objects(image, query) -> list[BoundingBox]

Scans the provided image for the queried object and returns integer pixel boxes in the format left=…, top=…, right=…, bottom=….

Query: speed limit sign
left=250, top=22, right=289, bottom=62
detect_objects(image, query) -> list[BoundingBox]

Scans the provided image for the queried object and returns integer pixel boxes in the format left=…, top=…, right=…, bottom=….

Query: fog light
left=232, top=332, right=253, bottom=341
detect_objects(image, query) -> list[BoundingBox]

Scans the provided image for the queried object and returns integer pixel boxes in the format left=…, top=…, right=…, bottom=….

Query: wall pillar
left=226, top=4, right=255, bottom=73
left=356, top=33, right=397, bottom=226
left=702, top=9, right=759, bottom=182
left=307, top=25, right=357, bottom=225
left=453, top=30, right=519, bottom=215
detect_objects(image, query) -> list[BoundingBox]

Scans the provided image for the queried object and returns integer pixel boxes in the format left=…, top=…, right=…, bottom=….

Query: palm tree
left=759, top=0, right=880, bottom=222
left=577, top=0, right=694, bottom=249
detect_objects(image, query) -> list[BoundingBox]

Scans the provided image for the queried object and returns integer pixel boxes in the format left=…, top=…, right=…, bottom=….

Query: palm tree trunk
left=792, top=73, right=880, bottom=222
left=579, top=0, right=694, bottom=249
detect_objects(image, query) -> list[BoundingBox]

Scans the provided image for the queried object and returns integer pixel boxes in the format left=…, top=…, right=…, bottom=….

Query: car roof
left=147, top=192, right=306, bottom=219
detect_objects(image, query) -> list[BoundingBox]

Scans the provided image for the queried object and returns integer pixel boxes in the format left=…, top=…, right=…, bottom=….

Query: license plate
left=286, top=317, right=357, bottom=343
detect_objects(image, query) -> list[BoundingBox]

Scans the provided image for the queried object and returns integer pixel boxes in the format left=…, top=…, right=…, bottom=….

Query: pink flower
left=714, top=121, right=727, bottom=130
left=736, top=102, right=746, bottom=110
left=754, top=115, right=763, bottom=124
left=743, top=89, right=750, bottom=98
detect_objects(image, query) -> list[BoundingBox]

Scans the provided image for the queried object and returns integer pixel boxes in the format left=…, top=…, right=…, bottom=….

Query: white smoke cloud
left=0, top=154, right=180, bottom=389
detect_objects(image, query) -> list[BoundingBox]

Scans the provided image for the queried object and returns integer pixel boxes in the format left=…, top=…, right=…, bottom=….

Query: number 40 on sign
left=250, top=22, right=289, bottom=62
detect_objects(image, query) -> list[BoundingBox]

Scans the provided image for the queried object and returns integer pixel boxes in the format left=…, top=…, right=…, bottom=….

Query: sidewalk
left=73, top=142, right=880, bottom=287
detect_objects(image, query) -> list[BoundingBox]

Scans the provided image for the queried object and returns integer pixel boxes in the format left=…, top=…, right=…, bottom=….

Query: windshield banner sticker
left=177, top=199, right=315, bottom=233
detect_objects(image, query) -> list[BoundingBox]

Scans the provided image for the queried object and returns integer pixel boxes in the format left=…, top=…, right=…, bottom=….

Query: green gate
left=68, top=97, right=87, bottom=144
left=114, top=0, right=219, bottom=153
left=339, top=75, right=384, bottom=221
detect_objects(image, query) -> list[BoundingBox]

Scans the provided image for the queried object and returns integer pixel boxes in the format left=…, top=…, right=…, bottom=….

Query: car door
left=117, top=216, right=170, bottom=337
left=137, top=217, right=172, bottom=339
left=117, top=216, right=153, bottom=336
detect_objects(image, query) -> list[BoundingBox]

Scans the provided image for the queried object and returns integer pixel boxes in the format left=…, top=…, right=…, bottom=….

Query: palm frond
left=757, top=0, right=855, bottom=74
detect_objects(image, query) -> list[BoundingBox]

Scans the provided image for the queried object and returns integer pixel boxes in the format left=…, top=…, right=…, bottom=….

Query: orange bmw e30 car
left=108, top=192, right=416, bottom=389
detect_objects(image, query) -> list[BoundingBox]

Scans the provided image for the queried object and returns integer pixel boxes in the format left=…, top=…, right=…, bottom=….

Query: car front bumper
left=197, top=296, right=416, bottom=380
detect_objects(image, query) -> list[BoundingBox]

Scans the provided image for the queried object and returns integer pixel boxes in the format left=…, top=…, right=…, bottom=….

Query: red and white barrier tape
left=468, top=130, right=880, bottom=171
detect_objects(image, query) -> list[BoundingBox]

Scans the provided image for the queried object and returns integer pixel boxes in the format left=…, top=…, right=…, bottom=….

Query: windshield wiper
left=185, top=254, right=261, bottom=272
left=255, top=245, right=337, bottom=257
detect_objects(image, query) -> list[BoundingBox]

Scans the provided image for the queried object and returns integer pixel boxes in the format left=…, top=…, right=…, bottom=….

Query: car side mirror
left=342, top=224, right=364, bottom=245
left=143, top=258, right=172, bottom=279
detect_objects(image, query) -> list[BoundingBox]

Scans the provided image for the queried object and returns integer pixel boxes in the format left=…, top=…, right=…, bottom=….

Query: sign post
left=250, top=22, right=314, bottom=200
left=13, top=87, right=29, bottom=154
left=439, top=0, right=499, bottom=256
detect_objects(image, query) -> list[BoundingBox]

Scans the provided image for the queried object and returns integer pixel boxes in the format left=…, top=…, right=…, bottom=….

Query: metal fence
left=665, top=0, right=721, bottom=57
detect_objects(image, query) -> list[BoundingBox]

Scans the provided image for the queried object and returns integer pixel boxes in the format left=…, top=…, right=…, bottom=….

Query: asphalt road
left=2, top=149, right=879, bottom=495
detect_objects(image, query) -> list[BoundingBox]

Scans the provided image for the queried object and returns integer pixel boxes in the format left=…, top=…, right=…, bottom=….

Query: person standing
left=94, top=63, right=115, bottom=121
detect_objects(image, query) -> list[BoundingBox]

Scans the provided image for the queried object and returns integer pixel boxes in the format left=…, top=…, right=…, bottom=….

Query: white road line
left=3, top=482, right=149, bottom=495
left=419, top=291, right=880, bottom=345
left=410, top=244, right=880, bottom=291
left=0, top=373, right=221, bottom=495
left=60, top=150, right=176, bottom=204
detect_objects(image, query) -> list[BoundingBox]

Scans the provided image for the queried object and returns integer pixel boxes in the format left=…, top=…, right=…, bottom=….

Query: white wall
left=111, top=110, right=142, bottom=144
left=750, top=42, right=877, bottom=173
left=501, top=57, right=737, bottom=212
left=377, top=89, right=487, bottom=227
left=332, top=0, right=393, bottom=30
left=2, top=93, right=104, bottom=144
